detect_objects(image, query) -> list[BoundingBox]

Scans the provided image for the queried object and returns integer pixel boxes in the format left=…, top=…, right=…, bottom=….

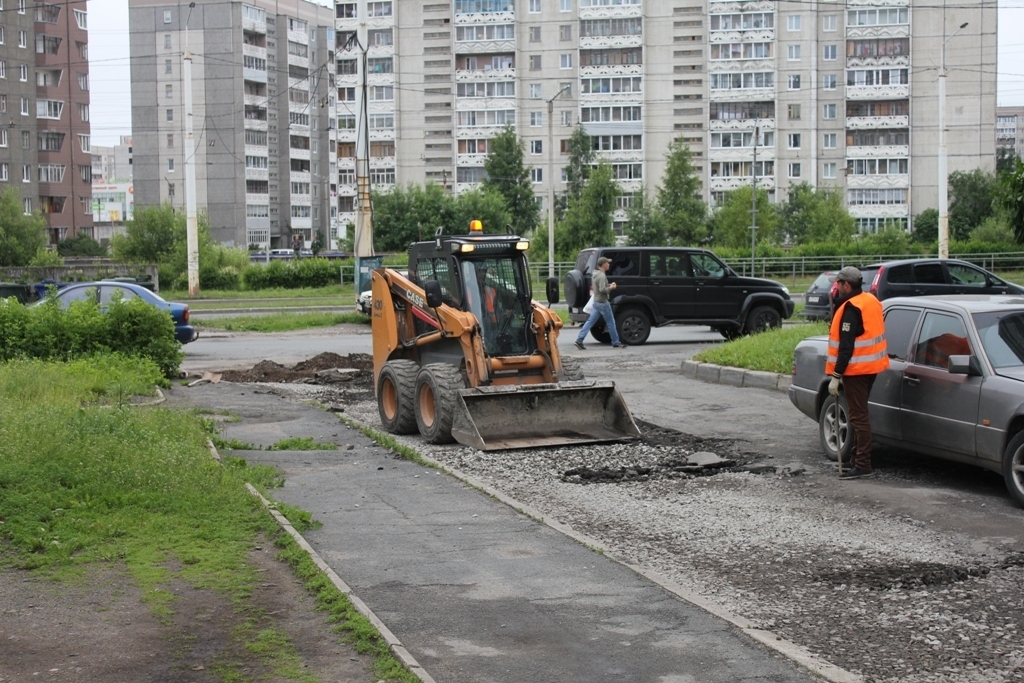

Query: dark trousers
left=844, top=374, right=877, bottom=471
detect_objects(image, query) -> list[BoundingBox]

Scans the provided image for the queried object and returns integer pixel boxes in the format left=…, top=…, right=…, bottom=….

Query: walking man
left=575, top=257, right=626, bottom=349
left=826, top=266, right=888, bottom=479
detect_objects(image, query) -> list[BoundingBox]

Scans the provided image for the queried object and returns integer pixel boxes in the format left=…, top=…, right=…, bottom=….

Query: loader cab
left=408, top=227, right=534, bottom=358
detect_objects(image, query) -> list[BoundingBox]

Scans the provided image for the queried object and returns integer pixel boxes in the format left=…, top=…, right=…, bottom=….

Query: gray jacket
left=592, top=269, right=612, bottom=303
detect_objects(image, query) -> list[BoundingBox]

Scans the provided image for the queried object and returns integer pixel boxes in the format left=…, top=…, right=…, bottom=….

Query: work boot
left=574, top=341, right=586, bottom=350
left=839, top=467, right=874, bottom=480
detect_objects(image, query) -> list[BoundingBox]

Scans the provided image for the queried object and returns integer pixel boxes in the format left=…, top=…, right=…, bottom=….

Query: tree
left=0, top=187, right=48, bottom=267
left=949, top=169, right=997, bottom=242
left=1002, top=157, right=1024, bottom=244
left=708, top=186, right=778, bottom=250
left=623, top=185, right=667, bottom=246
left=57, top=233, right=107, bottom=257
left=780, top=183, right=854, bottom=245
left=453, top=187, right=512, bottom=236
left=998, top=148, right=1020, bottom=175
left=556, top=125, right=595, bottom=220
left=656, top=140, right=706, bottom=245
left=372, top=183, right=454, bottom=252
left=556, top=162, right=618, bottom=259
left=970, top=215, right=1015, bottom=244
left=912, top=208, right=938, bottom=244
left=483, top=125, right=540, bottom=237
left=112, top=204, right=179, bottom=263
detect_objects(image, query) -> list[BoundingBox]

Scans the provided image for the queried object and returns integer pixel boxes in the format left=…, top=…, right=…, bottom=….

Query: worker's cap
left=597, top=257, right=611, bottom=266
left=829, top=266, right=863, bottom=285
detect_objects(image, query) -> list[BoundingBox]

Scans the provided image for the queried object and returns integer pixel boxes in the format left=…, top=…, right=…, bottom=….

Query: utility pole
left=183, top=2, right=199, bottom=296
left=348, top=16, right=373, bottom=293
left=750, top=119, right=759, bottom=273
left=547, top=85, right=570, bottom=281
left=938, top=21, right=968, bottom=259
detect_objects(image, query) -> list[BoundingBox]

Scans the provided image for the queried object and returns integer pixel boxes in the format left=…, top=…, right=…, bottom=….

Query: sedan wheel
left=1002, top=431, right=1024, bottom=508
left=819, top=395, right=853, bottom=463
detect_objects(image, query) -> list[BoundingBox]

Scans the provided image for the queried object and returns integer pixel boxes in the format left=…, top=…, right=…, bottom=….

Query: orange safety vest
left=825, top=291, right=889, bottom=377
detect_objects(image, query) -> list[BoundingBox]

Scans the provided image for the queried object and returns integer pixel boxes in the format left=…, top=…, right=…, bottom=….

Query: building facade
left=129, top=0, right=339, bottom=249
left=0, top=0, right=93, bottom=244
left=997, top=106, right=1024, bottom=159
left=91, top=136, right=134, bottom=184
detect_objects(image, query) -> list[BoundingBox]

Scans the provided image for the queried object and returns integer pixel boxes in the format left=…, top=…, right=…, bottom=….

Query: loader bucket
left=450, top=381, right=641, bottom=451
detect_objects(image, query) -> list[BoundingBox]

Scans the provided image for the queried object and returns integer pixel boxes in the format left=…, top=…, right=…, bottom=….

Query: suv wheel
left=745, top=305, right=782, bottom=334
left=590, top=324, right=612, bottom=345
left=715, top=325, right=742, bottom=340
left=564, top=270, right=586, bottom=308
left=617, top=307, right=651, bottom=345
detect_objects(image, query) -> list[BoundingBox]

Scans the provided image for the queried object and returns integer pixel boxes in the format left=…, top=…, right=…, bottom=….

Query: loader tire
left=377, top=360, right=419, bottom=435
left=560, top=356, right=585, bottom=381
left=415, top=363, right=464, bottom=444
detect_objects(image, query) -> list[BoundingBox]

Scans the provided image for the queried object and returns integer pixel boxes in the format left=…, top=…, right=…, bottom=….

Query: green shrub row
left=0, top=297, right=183, bottom=377
left=241, top=258, right=341, bottom=290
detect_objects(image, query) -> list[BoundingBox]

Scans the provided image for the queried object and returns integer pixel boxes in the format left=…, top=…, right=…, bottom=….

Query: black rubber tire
left=377, top=360, right=419, bottom=435
left=819, top=394, right=854, bottom=464
left=1002, top=431, right=1024, bottom=508
left=617, top=307, right=651, bottom=345
left=564, top=270, right=586, bottom=308
left=560, top=356, right=585, bottom=381
left=745, top=305, right=783, bottom=335
left=414, top=363, right=464, bottom=444
left=716, top=325, right=742, bottom=341
left=589, top=323, right=612, bottom=345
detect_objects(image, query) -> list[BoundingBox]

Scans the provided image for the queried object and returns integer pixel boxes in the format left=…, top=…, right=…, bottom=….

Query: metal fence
left=0, top=264, right=160, bottom=290
left=723, top=252, right=1024, bottom=280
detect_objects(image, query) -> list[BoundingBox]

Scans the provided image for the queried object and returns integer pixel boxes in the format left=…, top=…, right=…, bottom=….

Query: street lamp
left=547, top=85, right=570, bottom=281
left=938, top=21, right=968, bottom=259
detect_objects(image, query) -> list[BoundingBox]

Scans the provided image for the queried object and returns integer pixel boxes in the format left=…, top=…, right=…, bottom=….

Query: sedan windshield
left=973, top=310, right=1024, bottom=369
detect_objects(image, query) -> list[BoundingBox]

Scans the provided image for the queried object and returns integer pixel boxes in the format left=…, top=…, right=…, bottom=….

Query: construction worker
left=826, top=266, right=889, bottom=480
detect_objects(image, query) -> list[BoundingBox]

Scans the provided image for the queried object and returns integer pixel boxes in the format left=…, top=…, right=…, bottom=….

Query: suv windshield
left=811, top=273, right=831, bottom=290
left=974, top=310, right=1024, bottom=369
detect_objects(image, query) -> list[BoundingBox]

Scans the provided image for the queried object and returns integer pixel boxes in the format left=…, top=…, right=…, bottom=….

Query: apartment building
left=91, top=136, right=133, bottom=183
left=324, top=0, right=994, bottom=238
left=129, top=0, right=339, bottom=249
left=0, top=0, right=93, bottom=244
left=997, top=106, right=1024, bottom=159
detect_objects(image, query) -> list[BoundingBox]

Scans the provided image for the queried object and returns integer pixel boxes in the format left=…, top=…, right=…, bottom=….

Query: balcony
left=848, top=204, right=909, bottom=219
left=579, top=34, right=643, bottom=50
left=290, top=171, right=312, bottom=183
left=290, top=193, right=312, bottom=204
left=709, top=176, right=776, bottom=192
left=846, top=84, right=909, bottom=100
left=456, top=67, right=516, bottom=81
left=579, top=4, right=642, bottom=20
left=291, top=216, right=313, bottom=230
left=244, top=144, right=269, bottom=157
left=456, top=154, right=487, bottom=166
left=455, top=97, right=516, bottom=111
left=244, top=118, right=268, bottom=132
left=709, top=118, right=775, bottom=132
left=287, top=30, right=308, bottom=45
left=370, top=129, right=396, bottom=141
left=242, top=43, right=267, bottom=60
left=456, top=182, right=482, bottom=193
left=454, top=11, right=515, bottom=25
left=709, top=147, right=776, bottom=163
left=242, top=16, right=267, bottom=34
left=708, top=29, right=774, bottom=44
left=579, top=64, right=642, bottom=78
left=846, top=55, right=910, bottom=69
left=371, top=156, right=396, bottom=167
left=580, top=91, right=644, bottom=105
left=243, top=93, right=267, bottom=108
left=245, top=167, right=269, bottom=180
left=245, top=193, right=270, bottom=205
left=846, top=144, right=909, bottom=158
left=847, top=0, right=908, bottom=6
left=709, top=87, right=775, bottom=102
left=845, top=174, right=909, bottom=189
left=290, top=147, right=311, bottom=160
left=846, top=24, right=910, bottom=40
left=846, top=114, right=909, bottom=129
left=708, top=0, right=774, bottom=12
left=243, top=67, right=267, bottom=83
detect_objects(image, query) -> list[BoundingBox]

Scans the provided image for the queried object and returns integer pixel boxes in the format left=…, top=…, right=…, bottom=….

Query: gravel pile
left=255, top=381, right=1024, bottom=682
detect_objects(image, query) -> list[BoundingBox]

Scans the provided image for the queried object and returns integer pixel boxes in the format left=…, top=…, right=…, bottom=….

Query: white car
left=357, top=270, right=405, bottom=315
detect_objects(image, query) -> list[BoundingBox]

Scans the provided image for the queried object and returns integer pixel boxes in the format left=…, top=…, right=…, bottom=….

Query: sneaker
left=612, top=343, right=627, bottom=348
left=838, top=467, right=874, bottom=480
left=574, top=341, right=586, bottom=351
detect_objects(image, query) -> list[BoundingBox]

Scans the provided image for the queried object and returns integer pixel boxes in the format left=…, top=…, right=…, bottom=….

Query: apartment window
left=21, top=131, right=29, bottom=148
left=37, top=99, right=62, bottom=119
left=0, top=27, right=4, bottom=44
left=23, top=164, right=31, bottom=182
left=166, top=84, right=173, bottom=98
left=0, top=94, right=4, bottom=112
left=163, top=9, right=172, bottom=23
left=0, top=60, right=5, bottom=79
left=21, top=97, right=29, bottom=116
left=561, top=111, right=573, bottom=126
left=167, top=134, right=174, bottom=148
left=78, top=103, right=89, bottom=122
left=823, top=15, right=837, bottom=31
left=368, top=1, right=393, bottom=16
left=166, top=108, right=174, bottom=122
left=560, top=54, right=573, bottom=69
left=788, top=104, right=801, bottom=120
left=78, top=134, right=89, bottom=152
left=163, top=59, right=172, bottom=74
left=0, top=163, right=6, bottom=181
left=164, top=34, right=171, bottom=49
left=787, top=15, right=801, bottom=31
left=823, top=103, right=837, bottom=119
left=19, top=64, right=28, bottom=81
left=787, top=45, right=801, bottom=61
left=19, top=29, right=28, bottom=48
left=530, top=140, right=543, bottom=154
left=823, top=162, right=837, bottom=179
left=529, top=26, right=541, bottom=42
left=24, top=199, right=32, bottom=215
left=74, top=8, right=87, bottom=29
left=560, top=25, right=572, bottom=41
left=529, top=0, right=540, bottom=11
left=823, top=45, right=837, bottom=61
left=0, top=130, right=6, bottom=147
left=530, top=83, right=542, bottom=98
left=788, top=163, right=802, bottom=178
left=18, top=0, right=25, bottom=13
left=79, top=165, right=91, bottom=183
left=368, top=28, right=393, bottom=46
left=529, top=55, right=541, bottom=70
left=530, top=112, right=542, bottom=126
left=530, top=168, right=543, bottom=183
left=370, top=85, right=394, bottom=101
left=787, top=133, right=801, bottom=149
left=560, top=82, right=572, bottom=97
left=823, top=74, right=837, bottom=90
left=787, top=75, right=801, bottom=90
left=823, top=133, right=837, bottom=148
left=560, top=0, right=571, bottom=10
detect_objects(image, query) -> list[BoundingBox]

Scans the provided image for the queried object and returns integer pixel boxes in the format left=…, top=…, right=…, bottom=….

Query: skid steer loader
left=370, top=221, right=640, bottom=451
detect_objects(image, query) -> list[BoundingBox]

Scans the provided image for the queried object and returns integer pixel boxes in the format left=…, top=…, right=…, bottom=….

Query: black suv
left=563, top=247, right=796, bottom=345
left=859, top=258, right=1024, bottom=301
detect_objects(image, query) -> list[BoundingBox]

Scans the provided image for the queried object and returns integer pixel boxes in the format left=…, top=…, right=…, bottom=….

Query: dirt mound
left=293, top=352, right=373, bottom=373
left=219, top=353, right=374, bottom=386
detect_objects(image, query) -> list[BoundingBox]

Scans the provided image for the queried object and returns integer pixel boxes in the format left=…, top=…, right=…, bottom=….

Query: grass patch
left=164, top=285, right=354, bottom=301
left=268, top=437, right=338, bottom=451
left=694, top=322, right=829, bottom=374
left=194, top=312, right=369, bottom=333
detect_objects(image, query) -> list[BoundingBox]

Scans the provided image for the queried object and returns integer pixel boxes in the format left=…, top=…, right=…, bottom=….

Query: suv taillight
left=870, top=267, right=883, bottom=295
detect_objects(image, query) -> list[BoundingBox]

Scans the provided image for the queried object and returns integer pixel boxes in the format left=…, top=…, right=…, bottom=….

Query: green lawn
left=694, top=322, right=829, bottom=374
left=194, top=311, right=369, bottom=332
left=164, top=284, right=356, bottom=302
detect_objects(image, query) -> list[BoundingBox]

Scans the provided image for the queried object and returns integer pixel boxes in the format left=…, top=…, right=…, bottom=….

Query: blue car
left=42, top=281, right=199, bottom=344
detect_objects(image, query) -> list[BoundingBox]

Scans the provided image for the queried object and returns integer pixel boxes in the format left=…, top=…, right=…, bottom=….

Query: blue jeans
left=577, top=301, right=621, bottom=346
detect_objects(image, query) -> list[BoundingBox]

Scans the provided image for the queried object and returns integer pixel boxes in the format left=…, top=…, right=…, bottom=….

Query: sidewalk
left=166, top=382, right=825, bottom=683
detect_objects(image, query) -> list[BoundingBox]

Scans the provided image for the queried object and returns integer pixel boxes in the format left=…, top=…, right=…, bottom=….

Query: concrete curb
left=682, top=359, right=793, bottom=393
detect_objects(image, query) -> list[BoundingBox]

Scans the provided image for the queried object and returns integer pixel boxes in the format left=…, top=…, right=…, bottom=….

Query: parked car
left=802, top=271, right=837, bottom=322
left=357, top=270, right=406, bottom=315
left=563, top=247, right=795, bottom=344
left=789, top=295, right=1024, bottom=507
left=40, top=281, right=198, bottom=344
left=859, top=258, right=1024, bottom=301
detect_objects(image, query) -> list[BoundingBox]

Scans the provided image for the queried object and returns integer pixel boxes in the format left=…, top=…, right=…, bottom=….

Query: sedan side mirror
left=948, top=354, right=981, bottom=376
left=424, top=280, right=443, bottom=309
left=546, top=277, right=560, bottom=305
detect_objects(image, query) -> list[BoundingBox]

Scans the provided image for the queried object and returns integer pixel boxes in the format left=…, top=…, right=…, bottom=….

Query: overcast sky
left=87, top=0, right=1024, bottom=146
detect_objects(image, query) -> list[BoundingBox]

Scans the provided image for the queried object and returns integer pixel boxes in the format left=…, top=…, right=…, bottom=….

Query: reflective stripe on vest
left=825, top=292, right=889, bottom=377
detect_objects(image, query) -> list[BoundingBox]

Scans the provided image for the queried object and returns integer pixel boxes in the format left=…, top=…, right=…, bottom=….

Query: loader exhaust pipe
left=449, top=381, right=641, bottom=451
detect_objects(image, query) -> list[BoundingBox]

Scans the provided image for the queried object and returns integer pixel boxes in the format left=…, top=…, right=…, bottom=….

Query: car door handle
left=903, top=375, right=920, bottom=386
left=651, top=280, right=662, bottom=286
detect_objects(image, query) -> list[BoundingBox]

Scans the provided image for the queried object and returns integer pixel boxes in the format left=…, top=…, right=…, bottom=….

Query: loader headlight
left=516, top=240, right=529, bottom=250
left=460, top=244, right=475, bottom=253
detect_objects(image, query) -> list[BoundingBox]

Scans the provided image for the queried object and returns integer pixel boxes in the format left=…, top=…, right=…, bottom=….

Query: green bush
left=173, top=265, right=242, bottom=291
left=0, top=296, right=183, bottom=377
left=241, top=258, right=339, bottom=290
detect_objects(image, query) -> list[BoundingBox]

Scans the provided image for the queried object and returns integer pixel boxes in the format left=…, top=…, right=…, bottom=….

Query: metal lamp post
left=547, top=85, right=570, bottom=282
left=937, top=21, right=968, bottom=259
